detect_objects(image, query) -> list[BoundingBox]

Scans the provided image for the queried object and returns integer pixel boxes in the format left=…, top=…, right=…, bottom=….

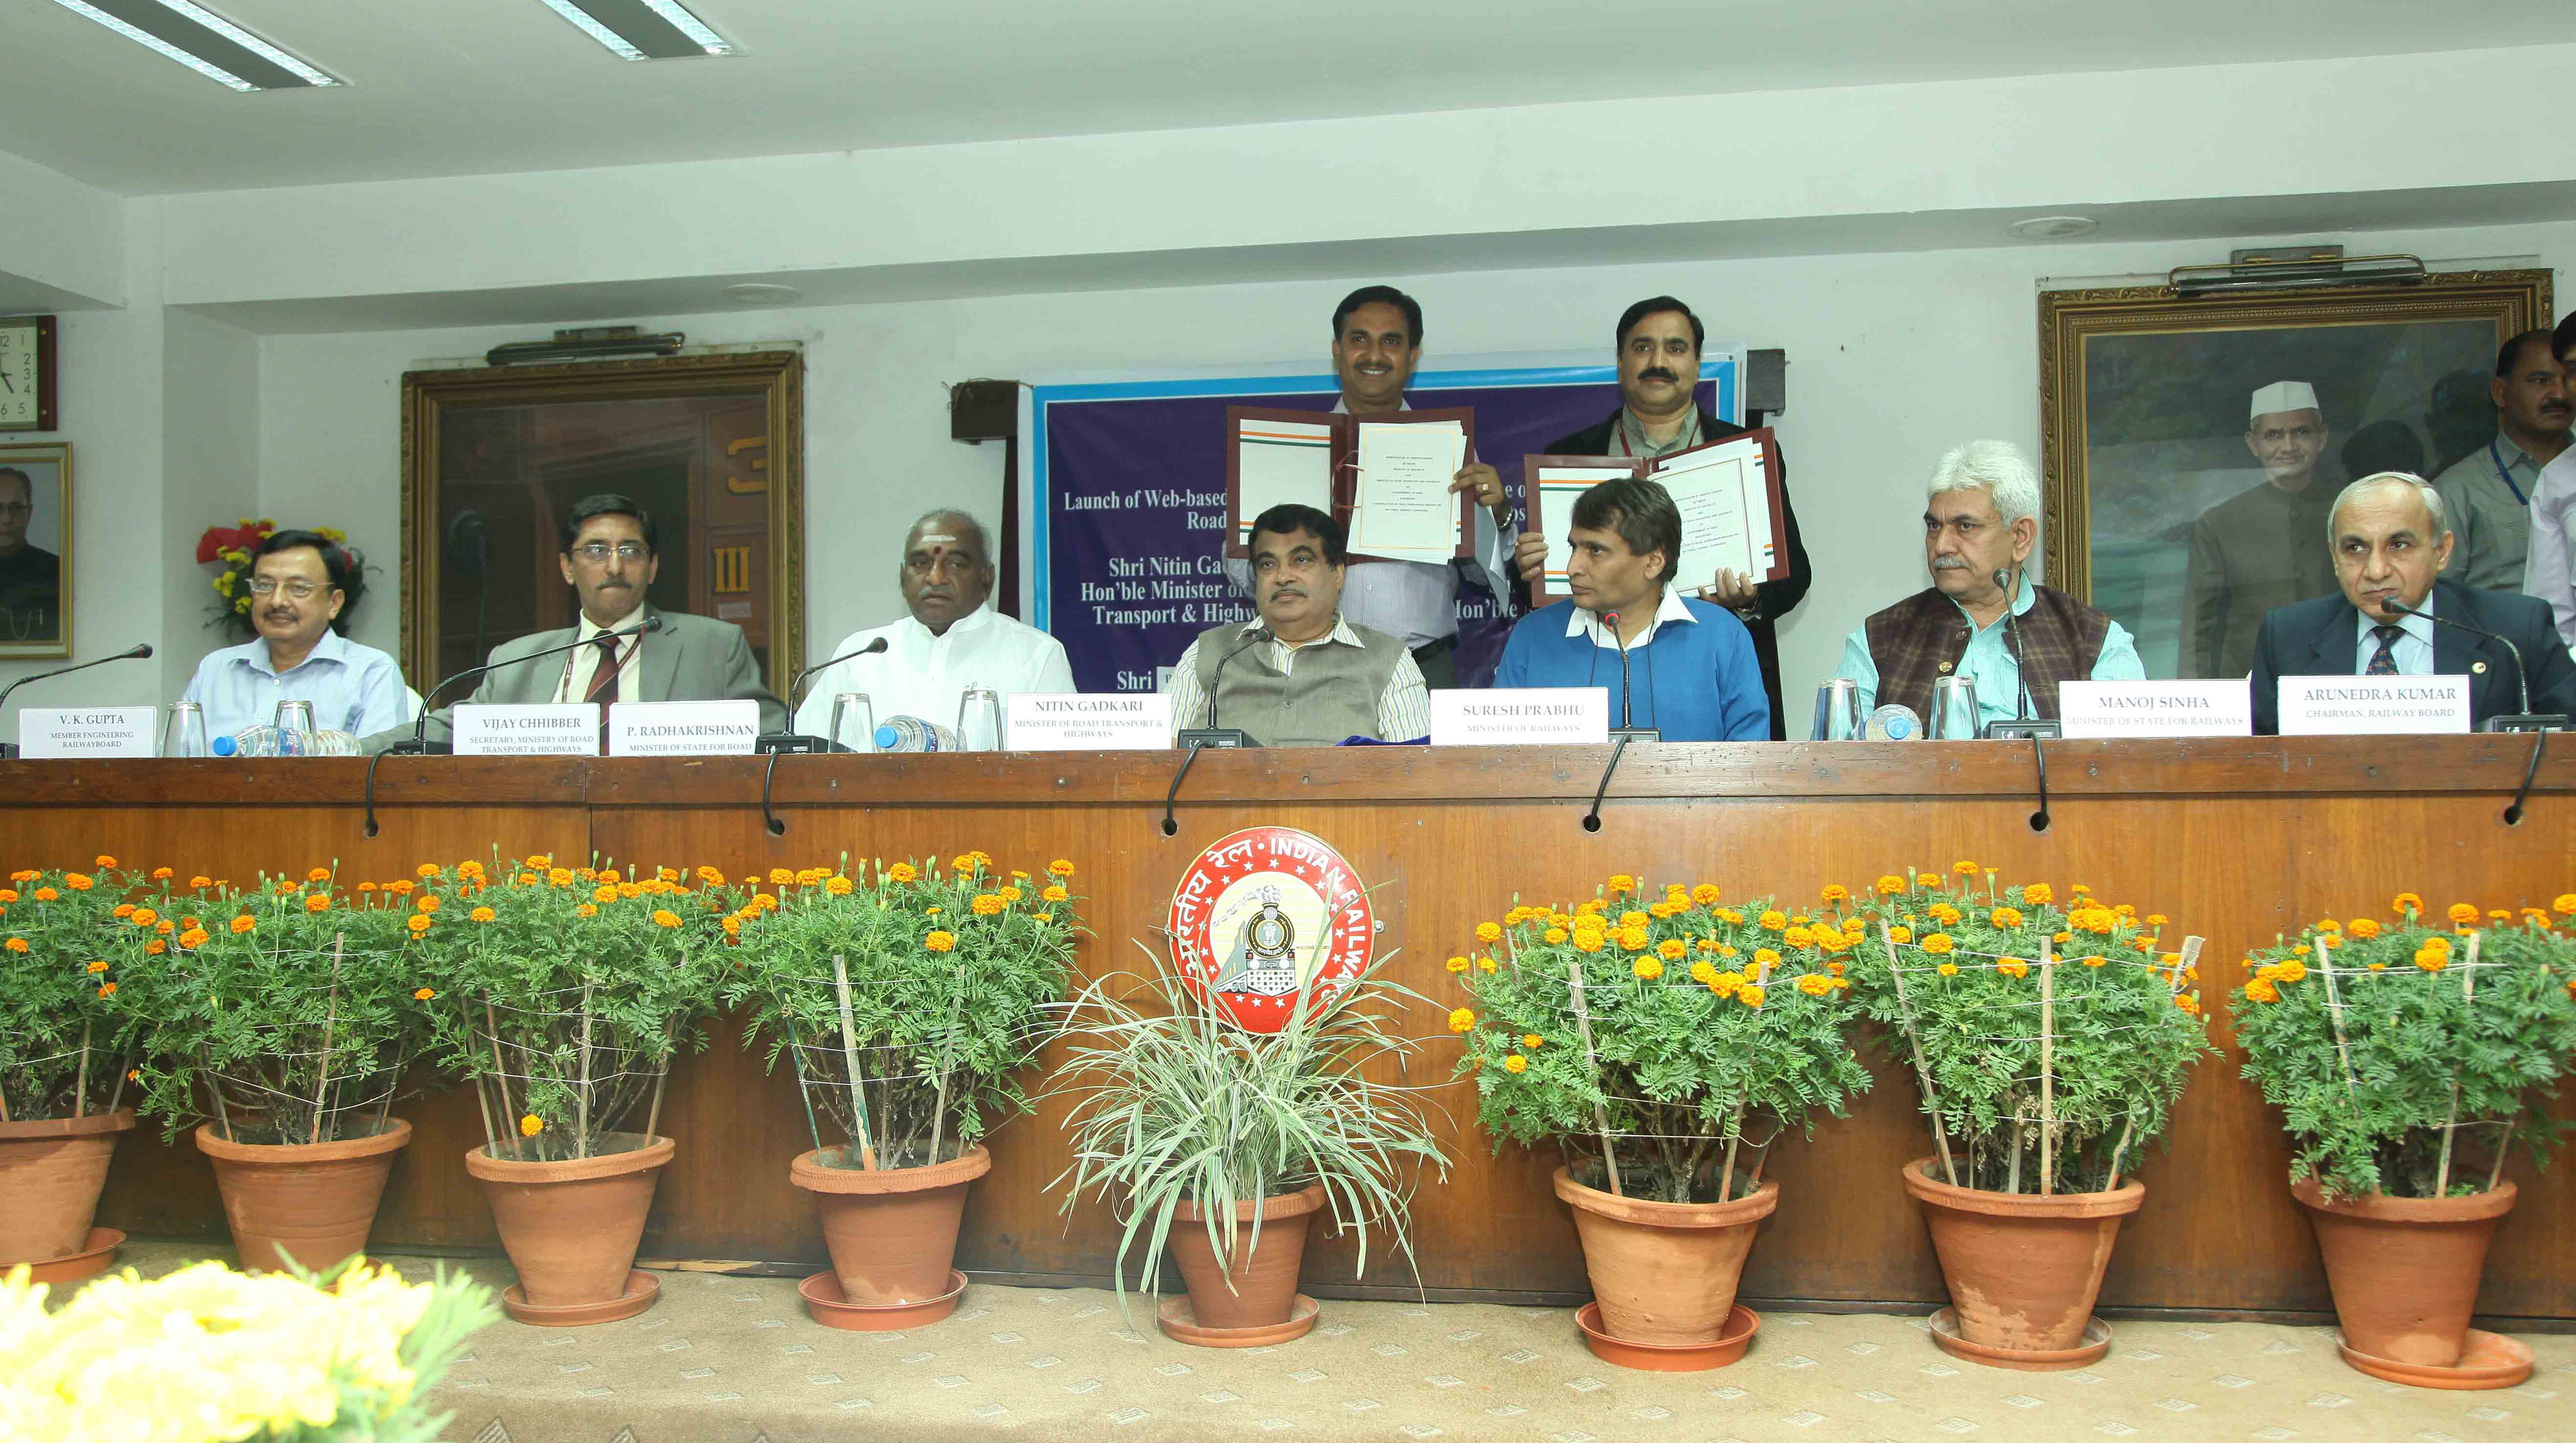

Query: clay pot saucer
left=501, top=1268, right=659, bottom=1327
left=1157, top=1291, right=1320, bottom=1348
left=1576, top=1301, right=1760, bottom=1370
left=12, top=1227, right=124, bottom=1286
left=1927, top=1306, right=2112, bottom=1370
left=799, top=1268, right=968, bottom=1331
left=2335, top=1329, right=2533, bottom=1389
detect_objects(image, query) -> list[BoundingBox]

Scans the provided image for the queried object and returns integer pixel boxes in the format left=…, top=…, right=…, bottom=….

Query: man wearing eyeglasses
left=0, top=466, right=59, bottom=643
left=180, top=528, right=407, bottom=738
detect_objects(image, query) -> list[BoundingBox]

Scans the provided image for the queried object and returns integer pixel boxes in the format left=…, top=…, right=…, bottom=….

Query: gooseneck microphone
left=1603, top=609, right=1660, bottom=742
left=1179, top=626, right=1270, bottom=750
left=389, top=614, right=662, bottom=755
left=759, top=636, right=891, bottom=754
left=0, top=644, right=155, bottom=759
left=2374, top=596, right=2566, bottom=732
left=1983, top=567, right=2059, bottom=741
left=788, top=637, right=889, bottom=715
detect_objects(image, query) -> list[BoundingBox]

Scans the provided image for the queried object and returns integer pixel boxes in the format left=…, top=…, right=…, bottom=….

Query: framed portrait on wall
left=2039, top=271, right=2552, bottom=680
left=399, top=352, right=804, bottom=698
left=0, top=441, right=72, bottom=660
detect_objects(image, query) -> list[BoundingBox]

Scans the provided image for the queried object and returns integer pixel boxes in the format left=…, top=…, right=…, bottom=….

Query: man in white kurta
left=793, top=510, right=1075, bottom=738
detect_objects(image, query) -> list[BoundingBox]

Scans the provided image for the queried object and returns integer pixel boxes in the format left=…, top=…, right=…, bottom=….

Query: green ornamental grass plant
left=0, top=857, right=147, bottom=1123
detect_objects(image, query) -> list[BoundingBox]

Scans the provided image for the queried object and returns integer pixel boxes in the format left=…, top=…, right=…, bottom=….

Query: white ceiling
left=3, top=0, right=2570, bottom=197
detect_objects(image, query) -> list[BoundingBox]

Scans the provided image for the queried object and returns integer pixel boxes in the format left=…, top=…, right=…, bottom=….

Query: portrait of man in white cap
left=2178, top=381, right=2344, bottom=678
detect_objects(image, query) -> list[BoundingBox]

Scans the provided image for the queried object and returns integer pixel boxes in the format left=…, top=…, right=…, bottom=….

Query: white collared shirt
left=1164, top=614, right=1431, bottom=743
left=2353, top=595, right=2437, bottom=675
left=1564, top=584, right=1698, bottom=650
left=792, top=604, right=1077, bottom=735
left=556, top=601, right=646, bottom=705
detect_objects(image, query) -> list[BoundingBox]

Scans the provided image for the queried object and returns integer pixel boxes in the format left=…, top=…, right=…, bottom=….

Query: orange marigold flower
left=150, top=867, right=173, bottom=880
left=144, top=940, right=165, bottom=955
left=385, top=880, right=414, bottom=895
left=468, top=906, right=496, bottom=922
left=1604, top=873, right=1635, bottom=895
left=229, top=914, right=255, bottom=934
left=520, top=1114, right=545, bottom=1137
left=2243, top=977, right=2280, bottom=1003
left=295, top=894, right=327, bottom=914
left=2446, top=903, right=2479, bottom=925
left=2021, top=883, right=2054, bottom=905
left=357, top=881, right=377, bottom=892
left=414, top=987, right=436, bottom=1000
left=1874, top=875, right=1906, bottom=896
left=304, top=867, right=332, bottom=883
left=1997, top=958, right=2030, bottom=978
left=1952, top=861, right=1980, bottom=876
left=4, top=938, right=33, bottom=953
left=32, top=888, right=56, bottom=902
left=2553, top=892, right=2576, bottom=916
left=65, top=874, right=93, bottom=892
left=971, top=893, right=1006, bottom=917
left=406, top=914, right=432, bottom=933
left=1038, top=884, right=1068, bottom=904
left=1887, top=925, right=1914, bottom=944
left=2174, top=994, right=2200, bottom=1015
left=2392, top=892, right=2423, bottom=914
left=2413, top=948, right=2448, bottom=972
left=179, top=928, right=209, bottom=949
left=1048, top=859, right=1075, bottom=877
left=414, top=863, right=438, bottom=878
left=1657, top=938, right=1686, bottom=961
left=1617, top=925, right=1652, bottom=952
left=96, top=982, right=115, bottom=997
left=824, top=875, right=855, bottom=896
left=1936, top=961, right=1959, bottom=976
left=1783, top=925, right=1815, bottom=949
left=593, top=885, right=618, bottom=903
left=1502, top=1054, right=1529, bottom=1074
left=1821, top=884, right=1851, bottom=904
left=1474, top=921, right=1504, bottom=944
left=1921, top=933, right=1955, bottom=955
left=1757, top=910, right=1787, bottom=930
left=2346, top=918, right=2381, bottom=939
left=1447, top=1007, right=1476, bottom=1034
left=92, top=856, right=116, bottom=869
left=716, top=912, right=737, bottom=933
left=1797, top=973, right=1834, bottom=996
left=1737, top=984, right=1765, bottom=1007
left=1991, top=906, right=2024, bottom=928
left=1633, top=956, right=1664, bottom=980
left=769, top=867, right=796, bottom=886
left=1033, top=911, right=1055, bottom=924
left=651, top=909, right=681, bottom=928
left=925, top=930, right=956, bottom=952
left=1619, top=910, right=1649, bottom=928
left=887, top=862, right=920, bottom=884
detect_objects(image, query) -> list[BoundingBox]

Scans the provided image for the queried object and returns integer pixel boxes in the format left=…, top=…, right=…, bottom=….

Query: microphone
left=760, top=636, right=890, bottom=754
left=389, top=614, right=661, bottom=755
left=1178, top=627, right=1270, bottom=750
left=0, top=644, right=155, bottom=759
left=1603, top=609, right=1659, bottom=742
left=2374, top=596, right=2567, bottom=732
left=1983, top=566, right=2060, bottom=741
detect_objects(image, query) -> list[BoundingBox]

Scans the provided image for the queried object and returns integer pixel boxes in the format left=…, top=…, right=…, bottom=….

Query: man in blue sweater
left=1493, top=477, right=1771, bottom=741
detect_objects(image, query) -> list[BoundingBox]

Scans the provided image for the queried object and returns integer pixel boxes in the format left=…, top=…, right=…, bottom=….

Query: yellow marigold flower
left=1504, top=1054, right=1529, bottom=1074
left=924, top=906, right=940, bottom=916
left=2414, top=948, right=2448, bottom=972
left=2274, top=958, right=2307, bottom=983
left=1875, top=875, right=1906, bottom=896
left=2445, top=902, right=2479, bottom=925
left=2553, top=892, right=2576, bottom=916
left=2244, top=977, right=2280, bottom=1003
left=1716, top=908, right=1743, bottom=925
left=1921, top=933, right=1954, bottom=955
left=997, top=885, right=1022, bottom=904
left=1928, top=902, right=1962, bottom=925
left=1706, top=970, right=1744, bottom=996
left=1716, top=943, right=1739, bottom=958
left=970, top=893, right=1006, bottom=917
left=1447, top=1007, right=1476, bottom=1034
left=1797, top=973, right=1834, bottom=996
left=1657, top=938, right=1686, bottom=961
left=1738, top=984, right=1765, bottom=1007
left=1476, top=956, right=1497, bottom=973
left=1752, top=947, right=1782, bottom=970
left=1034, top=911, right=1055, bottom=923
left=1690, top=960, right=1717, bottom=985
left=1049, top=859, right=1075, bottom=876
left=1783, top=925, right=1815, bottom=949
left=1953, top=860, right=1980, bottom=875
left=2146, top=913, right=2168, bottom=926
left=878, top=862, right=917, bottom=884
left=1540, top=926, right=1567, bottom=944
left=1522, top=1033, right=1544, bottom=1049
left=1446, top=955, right=1471, bottom=974
left=1691, top=884, right=1722, bottom=906
left=2113, top=903, right=2137, bottom=918
left=1471, top=920, right=1503, bottom=944
left=651, top=909, right=681, bottom=928
left=2174, top=994, right=2201, bottom=1015
left=1605, top=873, right=1635, bottom=895
left=1040, top=884, right=1069, bottom=903
left=1647, top=901, right=1677, bottom=921
left=1633, top=956, right=1664, bottom=980
left=714, top=911, right=734, bottom=932
left=926, top=930, right=956, bottom=952
left=1821, top=884, right=1851, bottom=904
left=825, top=875, right=855, bottom=896
left=2313, top=919, right=2341, bottom=936
left=1613, top=925, right=1648, bottom=952
left=1573, top=932, right=1604, bottom=953
left=230, top=914, right=256, bottom=934
left=1997, top=958, right=2029, bottom=978
left=461, top=906, right=491, bottom=923
left=1991, top=906, right=2024, bottom=928
left=1617, top=910, right=1647, bottom=928
left=519, top=1114, right=545, bottom=1137
left=1936, top=961, right=1958, bottom=975
left=1758, top=910, right=1787, bottom=930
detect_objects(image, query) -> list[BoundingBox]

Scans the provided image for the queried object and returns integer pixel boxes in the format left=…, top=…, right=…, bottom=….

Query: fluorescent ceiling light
left=538, top=0, right=736, bottom=60
left=48, top=0, right=339, bottom=90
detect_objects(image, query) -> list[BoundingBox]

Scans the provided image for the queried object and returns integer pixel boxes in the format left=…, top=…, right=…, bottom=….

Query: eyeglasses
left=248, top=578, right=332, bottom=599
left=569, top=542, right=651, bottom=562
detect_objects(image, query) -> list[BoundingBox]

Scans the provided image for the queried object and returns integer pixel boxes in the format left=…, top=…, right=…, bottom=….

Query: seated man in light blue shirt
left=1834, top=441, right=2143, bottom=730
left=180, top=529, right=409, bottom=739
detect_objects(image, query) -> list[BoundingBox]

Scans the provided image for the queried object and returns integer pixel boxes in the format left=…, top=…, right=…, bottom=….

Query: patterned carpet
left=84, top=1244, right=2576, bottom=1442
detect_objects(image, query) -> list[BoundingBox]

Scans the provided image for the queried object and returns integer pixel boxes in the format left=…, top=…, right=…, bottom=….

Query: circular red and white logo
left=1168, top=826, right=1375, bottom=1032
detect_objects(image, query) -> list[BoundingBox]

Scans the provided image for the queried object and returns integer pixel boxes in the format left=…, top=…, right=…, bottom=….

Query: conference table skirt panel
left=4, top=744, right=2569, bottom=1320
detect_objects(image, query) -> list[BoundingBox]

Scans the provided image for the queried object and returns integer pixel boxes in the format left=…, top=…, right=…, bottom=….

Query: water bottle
left=874, top=716, right=962, bottom=753
left=213, top=726, right=360, bottom=757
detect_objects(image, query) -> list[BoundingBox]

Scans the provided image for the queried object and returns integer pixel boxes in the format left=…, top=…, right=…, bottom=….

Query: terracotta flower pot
left=465, top=1132, right=674, bottom=1311
left=2292, top=1176, right=2516, bottom=1367
left=1552, top=1167, right=1778, bottom=1345
left=195, top=1117, right=412, bottom=1273
left=1165, top=1184, right=1328, bottom=1331
left=1901, top=1157, right=2144, bottom=1354
left=791, top=1144, right=992, bottom=1304
left=0, top=1110, right=136, bottom=1263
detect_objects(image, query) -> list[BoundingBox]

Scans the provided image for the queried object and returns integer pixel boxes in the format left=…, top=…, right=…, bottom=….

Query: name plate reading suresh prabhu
left=2058, top=679, right=2253, bottom=738
left=1430, top=688, right=1610, bottom=746
left=607, top=700, right=761, bottom=757
left=18, top=706, right=158, bottom=758
left=2277, top=675, right=2472, bottom=736
left=452, top=705, right=601, bottom=757
left=1008, top=692, right=1174, bottom=751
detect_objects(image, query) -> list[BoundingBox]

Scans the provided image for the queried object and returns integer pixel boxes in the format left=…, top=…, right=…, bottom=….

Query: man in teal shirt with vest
left=1834, top=440, right=2143, bottom=730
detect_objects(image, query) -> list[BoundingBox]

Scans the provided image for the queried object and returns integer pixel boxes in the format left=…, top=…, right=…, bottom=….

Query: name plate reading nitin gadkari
left=1430, top=688, right=1610, bottom=746
left=2278, top=675, right=2471, bottom=735
left=1008, top=692, right=1174, bottom=751
left=607, top=700, right=761, bottom=757
left=453, top=704, right=601, bottom=757
left=2058, top=679, right=2252, bottom=738
left=19, top=706, right=157, bottom=758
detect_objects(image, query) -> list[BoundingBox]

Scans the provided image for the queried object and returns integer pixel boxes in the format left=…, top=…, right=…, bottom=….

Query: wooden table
left=8, top=738, right=2571, bottom=1321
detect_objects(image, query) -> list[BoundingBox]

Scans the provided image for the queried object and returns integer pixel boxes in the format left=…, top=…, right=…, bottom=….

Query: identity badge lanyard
left=2491, top=439, right=2528, bottom=507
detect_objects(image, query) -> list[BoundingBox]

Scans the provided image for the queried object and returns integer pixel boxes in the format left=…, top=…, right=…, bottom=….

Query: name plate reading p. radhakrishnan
left=2058, top=679, right=2253, bottom=738
left=452, top=704, right=601, bottom=757
left=1430, top=688, right=1610, bottom=746
left=18, top=706, right=158, bottom=758
left=2277, top=675, right=2472, bottom=735
left=607, top=700, right=761, bottom=757
left=1006, top=692, right=1175, bottom=751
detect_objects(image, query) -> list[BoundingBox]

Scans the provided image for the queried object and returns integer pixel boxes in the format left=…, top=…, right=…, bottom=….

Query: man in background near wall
left=0, top=466, right=60, bottom=644
left=1524, top=296, right=1810, bottom=737
left=1222, top=285, right=1513, bottom=688
left=180, top=529, right=407, bottom=738
left=2429, top=328, right=2571, bottom=590
left=2517, top=312, right=2576, bottom=648
left=2181, top=381, right=2341, bottom=679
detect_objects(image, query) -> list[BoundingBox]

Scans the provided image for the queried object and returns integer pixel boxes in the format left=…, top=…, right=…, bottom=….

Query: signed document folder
left=1224, top=405, right=1476, bottom=564
left=1520, top=427, right=1788, bottom=603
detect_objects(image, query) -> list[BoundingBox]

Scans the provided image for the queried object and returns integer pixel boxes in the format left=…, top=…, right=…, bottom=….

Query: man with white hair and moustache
left=1832, top=440, right=2142, bottom=729
left=2182, top=381, right=2343, bottom=678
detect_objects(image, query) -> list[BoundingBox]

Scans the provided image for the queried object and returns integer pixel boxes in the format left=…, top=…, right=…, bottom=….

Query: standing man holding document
left=1523, top=297, right=1810, bottom=736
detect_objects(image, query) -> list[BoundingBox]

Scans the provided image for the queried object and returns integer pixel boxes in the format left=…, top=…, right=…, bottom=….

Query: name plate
left=2278, top=675, right=2472, bottom=735
left=2059, top=679, right=2253, bottom=738
left=608, top=700, right=761, bottom=756
left=1007, top=692, right=1174, bottom=750
left=453, top=704, right=601, bottom=757
left=1430, top=688, right=1610, bottom=746
left=19, top=706, right=157, bottom=758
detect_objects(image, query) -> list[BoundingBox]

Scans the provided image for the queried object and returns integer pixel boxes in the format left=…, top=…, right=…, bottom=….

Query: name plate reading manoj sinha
left=1008, top=692, right=1174, bottom=751
left=607, top=700, right=761, bottom=757
left=1430, top=688, right=1609, bottom=746
left=452, top=704, right=601, bottom=757
left=2057, top=680, right=2252, bottom=738
left=2277, top=675, right=2471, bottom=735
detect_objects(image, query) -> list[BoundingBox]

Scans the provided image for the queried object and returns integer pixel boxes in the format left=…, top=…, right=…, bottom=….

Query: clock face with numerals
left=0, top=317, right=53, bottom=431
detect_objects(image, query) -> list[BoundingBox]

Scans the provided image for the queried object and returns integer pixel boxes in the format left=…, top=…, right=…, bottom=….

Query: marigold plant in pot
left=2233, top=895, right=2576, bottom=1388
left=726, top=851, right=1082, bottom=1328
left=1457, top=873, right=1871, bottom=1368
left=1848, top=864, right=2212, bottom=1370
left=413, top=854, right=720, bottom=1326
left=1047, top=944, right=1447, bottom=1347
left=109, top=866, right=423, bottom=1277
left=0, top=856, right=150, bottom=1279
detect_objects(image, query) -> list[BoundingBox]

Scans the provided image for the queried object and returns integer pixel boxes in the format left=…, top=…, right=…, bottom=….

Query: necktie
left=585, top=632, right=623, bottom=748
left=2365, top=625, right=2404, bottom=676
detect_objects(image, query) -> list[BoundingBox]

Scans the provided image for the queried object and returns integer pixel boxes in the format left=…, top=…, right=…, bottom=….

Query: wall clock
left=0, top=315, right=57, bottom=432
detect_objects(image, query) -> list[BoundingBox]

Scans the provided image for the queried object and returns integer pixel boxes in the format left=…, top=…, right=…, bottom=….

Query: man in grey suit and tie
left=367, top=493, right=785, bottom=752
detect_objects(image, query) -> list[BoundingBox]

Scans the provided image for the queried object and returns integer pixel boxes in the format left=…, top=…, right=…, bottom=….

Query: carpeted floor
left=76, top=1244, right=2576, bottom=1442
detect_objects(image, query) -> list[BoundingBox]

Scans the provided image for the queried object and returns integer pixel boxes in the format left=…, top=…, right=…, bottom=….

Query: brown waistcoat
left=1865, top=585, right=2111, bottom=721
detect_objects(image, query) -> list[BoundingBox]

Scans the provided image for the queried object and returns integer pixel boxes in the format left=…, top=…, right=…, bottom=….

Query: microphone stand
left=1983, top=567, right=2059, bottom=741
left=0, top=644, right=155, bottom=760
left=1604, top=608, right=1660, bottom=742
left=759, top=636, right=890, bottom=755
left=1167, top=628, right=1273, bottom=835
left=2374, top=597, right=2567, bottom=733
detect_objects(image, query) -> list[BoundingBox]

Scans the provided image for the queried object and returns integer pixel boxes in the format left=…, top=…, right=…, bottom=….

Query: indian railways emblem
left=1167, top=826, right=1375, bottom=1033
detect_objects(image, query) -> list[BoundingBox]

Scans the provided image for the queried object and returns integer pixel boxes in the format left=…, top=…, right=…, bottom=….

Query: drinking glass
left=272, top=700, right=318, bottom=754
left=1928, top=676, right=1982, bottom=741
left=956, top=687, right=1003, bottom=752
left=827, top=692, right=876, bottom=753
left=1810, top=679, right=1862, bottom=741
left=160, top=702, right=210, bottom=758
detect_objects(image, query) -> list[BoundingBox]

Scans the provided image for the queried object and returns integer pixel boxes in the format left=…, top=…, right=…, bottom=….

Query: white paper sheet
left=1234, top=418, right=1336, bottom=546
left=1349, top=420, right=1466, bottom=562
left=1650, top=435, right=1775, bottom=587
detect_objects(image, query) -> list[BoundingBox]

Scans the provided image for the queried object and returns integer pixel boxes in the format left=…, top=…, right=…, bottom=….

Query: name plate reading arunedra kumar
left=1007, top=692, right=1174, bottom=751
left=1430, top=688, right=1610, bottom=746
left=2058, top=679, right=2253, bottom=738
left=18, top=706, right=157, bottom=758
left=607, top=700, right=761, bottom=757
left=451, top=704, right=601, bottom=757
left=2277, top=675, right=2472, bottom=735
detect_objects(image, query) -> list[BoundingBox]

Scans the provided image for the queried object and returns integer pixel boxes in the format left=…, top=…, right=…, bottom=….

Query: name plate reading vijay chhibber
left=607, top=700, right=761, bottom=757
left=18, top=706, right=158, bottom=758
left=1430, top=688, right=1610, bottom=746
left=2277, top=675, right=2471, bottom=735
left=1007, top=692, right=1174, bottom=751
left=2058, top=679, right=2253, bottom=738
left=452, top=704, right=601, bottom=757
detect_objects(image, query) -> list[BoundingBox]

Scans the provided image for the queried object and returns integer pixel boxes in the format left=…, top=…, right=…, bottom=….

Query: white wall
left=160, top=306, right=261, bottom=697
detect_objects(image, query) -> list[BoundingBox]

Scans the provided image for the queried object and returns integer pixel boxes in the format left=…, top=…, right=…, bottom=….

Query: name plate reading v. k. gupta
left=2277, top=675, right=2471, bottom=735
left=2057, top=680, right=2253, bottom=738
left=1430, top=688, right=1610, bottom=746
left=452, top=704, right=601, bottom=757
left=1006, top=692, right=1175, bottom=751
left=18, top=706, right=157, bottom=758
